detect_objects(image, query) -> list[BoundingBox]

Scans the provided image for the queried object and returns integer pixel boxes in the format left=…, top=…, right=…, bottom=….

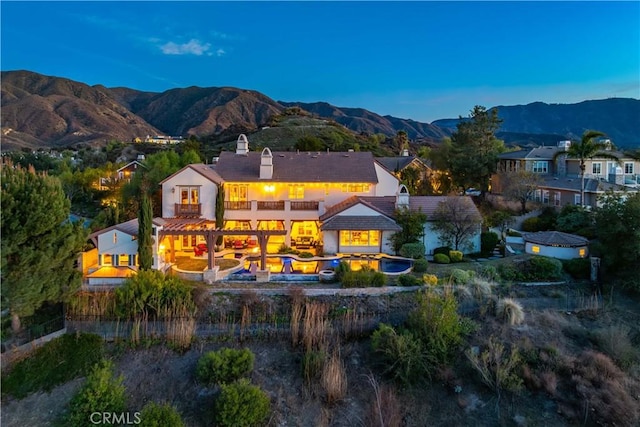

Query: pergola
left=158, top=218, right=287, bottom=270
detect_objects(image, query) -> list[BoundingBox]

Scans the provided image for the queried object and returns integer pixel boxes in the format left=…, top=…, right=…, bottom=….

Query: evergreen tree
left=137, top=188, right=154, bottom=271
left=447, top=106, right=505, bottom=194
left=1, top=164, right=87, bottom=332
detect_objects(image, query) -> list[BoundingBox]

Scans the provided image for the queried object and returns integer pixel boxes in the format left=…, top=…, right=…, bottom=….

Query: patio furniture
left=295, top=236, right=314, bottom=249
left=194, top=243, right=208, bottom=256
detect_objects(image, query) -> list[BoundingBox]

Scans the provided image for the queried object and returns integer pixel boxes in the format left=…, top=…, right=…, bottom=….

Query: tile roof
left=319, top=196, right=397, bottom=221
left=523, top=231, right=588, bottom=247
left=320, top=215, right=401, bottom=231
left=375, top=156, right=417, bottom=172
left=159, top=163, right=224, bottom=185
left=214, top=151, right=379, bottom=183
left=408, top=196, right=482, bottom=220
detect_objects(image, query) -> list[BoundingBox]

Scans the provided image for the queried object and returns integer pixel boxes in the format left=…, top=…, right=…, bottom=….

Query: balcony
left=225, top=201, right=251, bottom=210
left=175, top=203, right=201, bottom=216
left=290, top=201, right=319, bottom=211
left=257, top=201, right=285, bottom=210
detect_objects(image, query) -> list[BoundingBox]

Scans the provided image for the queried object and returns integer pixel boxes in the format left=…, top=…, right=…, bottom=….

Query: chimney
left=260, top=147, right=273, bottom=179
left=557, top=140, right=571, bottom=151
left=236, top=134, right=249, bottom=155
left=401, top=148, right=409, bottom=157
left=609, top=166, right=624, bottom=185
left=395, top=184, right=410, bottom=209
left=137, top=154, right=145, bottom=161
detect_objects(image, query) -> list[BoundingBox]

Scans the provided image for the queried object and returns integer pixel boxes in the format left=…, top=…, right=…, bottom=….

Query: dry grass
left=591, top=323, right=640, bottom=370
left=165, top=318, right=196, bottom=350
left=302, top=302, right=330, bottom=353
left=496, top=298, right=525, bottom=326
left=468, top=277, right=495, bottom=301
left=67, top=291, right=116, bottom=318
left=364, top=374, right=403, bottom=427
left=320, top=348, right=347, bottom=404
left=289, top=287, right=305, bottom=347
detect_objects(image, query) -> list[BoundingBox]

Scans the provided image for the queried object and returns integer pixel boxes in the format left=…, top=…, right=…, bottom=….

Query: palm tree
left=554, top=130, right=619, bottom=207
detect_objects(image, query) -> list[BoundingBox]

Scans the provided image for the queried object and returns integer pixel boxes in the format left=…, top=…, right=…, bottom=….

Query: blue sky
left=2, top=1, right=639, bottom=122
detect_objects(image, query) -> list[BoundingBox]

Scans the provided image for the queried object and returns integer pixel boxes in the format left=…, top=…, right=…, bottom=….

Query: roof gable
left=159, top=163, right=224, bottom=185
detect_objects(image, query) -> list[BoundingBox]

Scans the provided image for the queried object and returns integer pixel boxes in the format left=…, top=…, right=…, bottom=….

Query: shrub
left=448, top=250, right=463, bottom=263
left=214, top=379, right=271, bottom=427
left=334, top=261, right=351, bottom=282
left=341, top=270, right=385, bottom=288
left=496, top=298, right=525, bottom=325
left=449, top=268, right=472, bottom=285
left=301, top=350, right=326, bottom=383
left=478, top=265, right=499, bottom=281
left=412, top=258, right=428, bottom=273
left=562, top=258, right=590, bottom=280
left=521, top=217, right=541, bottom=232
left=65, top=360, right=126, bottom=427
left=407, top=291, right=463, bottom=366
left=526, top=256, right=563, bottom=281
left=433, top=253, right=450, bottom=264
left=139, top=402, right=185, bottom=427
left=399, top=242, right=425, bottom=259
left=590, top=324, right=640, bottom=370
left=2, top=333, right=104, bottom=398
left=465, top=337, right=523, bottom=395
left=480, top=232, right=500, bottom=256
left=298, top=251, right=314, bottom=258
left=196, top=348, right=255, bottom=385
left=397, top=274, right=421, bottom=287
left=371, top=324, right=426, bottom=386
left=422, top=274, right=438, bottom=286
left=433, top=246, right=452, bottom=256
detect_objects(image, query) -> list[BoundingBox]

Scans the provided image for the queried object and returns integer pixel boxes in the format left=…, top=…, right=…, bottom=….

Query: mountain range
left=1, top=70, right=638, bottom=151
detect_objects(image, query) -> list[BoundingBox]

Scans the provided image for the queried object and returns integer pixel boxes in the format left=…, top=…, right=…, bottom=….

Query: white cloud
left=216, top=49, right=226, bottom=57
left=161, top=39, right=211, bottom=56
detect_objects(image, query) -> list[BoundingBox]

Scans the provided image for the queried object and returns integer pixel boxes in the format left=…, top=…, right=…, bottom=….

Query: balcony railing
left=290, top=201, right=319, bottom=211
left=257, top=201, right=285, bottom=210
left=225, top=201, right=251, bottom=210
left=175, top=203, right=201, bottom=216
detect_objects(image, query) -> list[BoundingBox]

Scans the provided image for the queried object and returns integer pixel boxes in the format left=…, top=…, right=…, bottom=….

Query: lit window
left=532, top=246, right=540, bottom=254
left=339, top=230, right=380, bottom=246
left=229, top=185, right=248, bottom=202
left=579, top=248, right=586, bottom=257
left=288, top=185, right=304, bottom=199
left=119, top=254, right=129, bottom=266
left=102, top=254, right=113, bottom=266
left=341, top=184, right=371, bottom=193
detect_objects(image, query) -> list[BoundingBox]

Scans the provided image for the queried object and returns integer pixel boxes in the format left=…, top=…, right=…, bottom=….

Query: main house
left=84, top=135, right=481, bottom=284
left=492, top=140, right=640, bottom=208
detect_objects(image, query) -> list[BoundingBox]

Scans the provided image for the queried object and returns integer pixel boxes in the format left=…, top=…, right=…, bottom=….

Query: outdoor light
left=264, top=184, right=275, bottom=193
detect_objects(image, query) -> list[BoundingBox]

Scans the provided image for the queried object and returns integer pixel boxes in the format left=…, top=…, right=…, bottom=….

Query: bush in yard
left=465, top=337, right=523, bottom=395
left=525, top=256, right=563, bottom=281
left=412, top=258, right=428, bottom=273
left=433, top=253, right=450, bottom=264
left=196, top=348, right=255, bottom=385
left=422, top=274, right=438, bottom=286
left=214, top=379, right=271, bottom=427
left=139, top=402, right=185, bottom=427
left=399, top=242, right=425, bottom=259
left=562, top=258, right=590, bottom=280
left=481, top=232, right=499, bottom=256
left=521, top=217, right=541, bottom=232
left=448, top=250, right=463, bottom=263
left=449, top=268, right=473, bottom=285
left=433, top=246, right=452, bottom=256
left=371, top=323, right=427, bottom=386
left=397, top=274, right=421, bottom=287
left=65, top=360, right=126, bottom=427
left=496, top=298, right=525, bottom=325
left=341, top=270, right=385, bottom=288
left=301, top=350, right=326, bottom=384
left=334, top=261, right=351, bottom=282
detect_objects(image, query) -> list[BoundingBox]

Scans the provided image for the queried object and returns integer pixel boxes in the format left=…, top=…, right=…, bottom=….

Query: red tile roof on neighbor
left=523, top=231, right=589, bottom=247
left=214, top=151, right=379, bottom=183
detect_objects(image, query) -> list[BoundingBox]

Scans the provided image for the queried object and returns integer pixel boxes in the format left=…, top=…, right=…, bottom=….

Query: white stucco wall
left=525, top=243, right=588, bottom=260
left=162, top=168, right=219, bottom=219
left=374, top=163, right=400, bottom=196
left=422, top=223, right=481, bottom=255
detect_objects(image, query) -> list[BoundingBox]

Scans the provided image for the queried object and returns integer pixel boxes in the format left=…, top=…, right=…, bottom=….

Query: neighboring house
left=143, top=135, right=184, bottom=144
left=523, top=231, right=589, bottom=260
left=97, top=155, right=146, bottom=191
left=493, top=141, right=640, bottom=208
left=376, top=151, right=436, bottom=193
